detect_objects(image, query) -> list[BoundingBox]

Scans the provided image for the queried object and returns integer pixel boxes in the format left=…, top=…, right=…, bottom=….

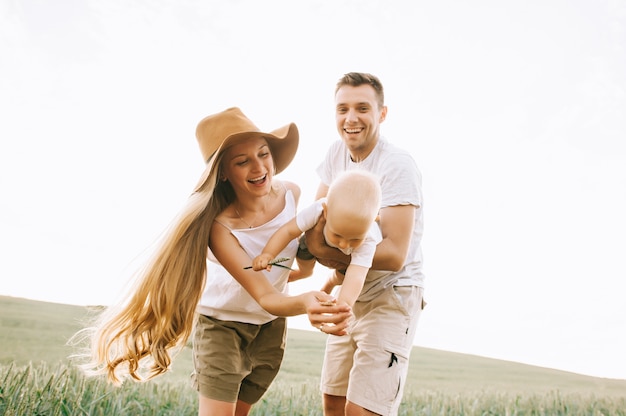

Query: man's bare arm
left=370, top=204, right=415, bottom=271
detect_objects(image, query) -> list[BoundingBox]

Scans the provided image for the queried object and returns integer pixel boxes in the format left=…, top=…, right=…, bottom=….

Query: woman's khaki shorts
left=190, top=315, right=286, bottom=404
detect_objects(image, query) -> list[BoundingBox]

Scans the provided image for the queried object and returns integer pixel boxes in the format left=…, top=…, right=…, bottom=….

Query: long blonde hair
left=74, top=151, right=233, bottom=385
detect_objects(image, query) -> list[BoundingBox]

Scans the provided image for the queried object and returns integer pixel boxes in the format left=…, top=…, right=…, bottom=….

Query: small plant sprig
left=243, top=257, right=293, bottom=270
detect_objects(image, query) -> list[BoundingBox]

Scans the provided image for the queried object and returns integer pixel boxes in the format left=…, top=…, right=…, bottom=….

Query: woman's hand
left=304, top=291, right=352, bottom=336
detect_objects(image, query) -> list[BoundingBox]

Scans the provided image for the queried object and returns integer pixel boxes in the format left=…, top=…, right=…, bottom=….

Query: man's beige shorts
left=321, top=285, right=424, bottom=415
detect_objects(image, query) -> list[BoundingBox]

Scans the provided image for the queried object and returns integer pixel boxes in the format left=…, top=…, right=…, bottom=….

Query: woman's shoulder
left=213, top=204, right=237, bottom=230
left=277, top=179, right=301, bottom=200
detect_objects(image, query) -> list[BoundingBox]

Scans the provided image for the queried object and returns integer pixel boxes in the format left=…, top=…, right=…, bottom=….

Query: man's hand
left=320, top=269, right=345, bottom=294
left=304, top=216, right=350, bottom=270
left=288, top=257, right=315, bottom=282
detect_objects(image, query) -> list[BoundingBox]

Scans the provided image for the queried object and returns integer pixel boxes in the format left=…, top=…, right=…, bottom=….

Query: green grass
left=1, top=295, right=625, bottom=415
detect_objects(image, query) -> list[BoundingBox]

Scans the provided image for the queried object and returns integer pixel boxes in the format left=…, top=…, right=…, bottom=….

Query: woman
left=79, top=107, right=351, bottom=416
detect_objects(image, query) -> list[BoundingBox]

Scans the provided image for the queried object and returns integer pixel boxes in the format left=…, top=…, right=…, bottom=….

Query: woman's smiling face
left=221, top=136, right=274, bottom=196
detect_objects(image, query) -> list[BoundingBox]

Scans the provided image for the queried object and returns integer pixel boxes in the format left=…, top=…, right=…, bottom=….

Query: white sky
left=1, top=0, right=625, bottom=380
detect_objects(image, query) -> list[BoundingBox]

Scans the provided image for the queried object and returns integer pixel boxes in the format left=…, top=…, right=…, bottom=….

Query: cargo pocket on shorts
left=383, top=346, right=409, bottom=401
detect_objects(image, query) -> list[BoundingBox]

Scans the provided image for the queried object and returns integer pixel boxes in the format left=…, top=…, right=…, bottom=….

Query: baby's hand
left=252, top=253, right=274, bottom=271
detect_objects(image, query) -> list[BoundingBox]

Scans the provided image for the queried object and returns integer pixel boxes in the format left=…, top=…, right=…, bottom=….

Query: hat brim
left=194, top=122, right=298, bottom=192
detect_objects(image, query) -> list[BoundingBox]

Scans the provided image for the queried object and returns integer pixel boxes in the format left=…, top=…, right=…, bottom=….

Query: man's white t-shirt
left=316, top=137, right=425, bottom=301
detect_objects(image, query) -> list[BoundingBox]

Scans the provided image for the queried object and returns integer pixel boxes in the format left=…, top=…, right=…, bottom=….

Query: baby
left=252, top=170, right=382, bottom=308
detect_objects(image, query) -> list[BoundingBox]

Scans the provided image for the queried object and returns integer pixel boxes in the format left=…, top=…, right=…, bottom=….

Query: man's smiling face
left=335, top=84, right=387, bottom=161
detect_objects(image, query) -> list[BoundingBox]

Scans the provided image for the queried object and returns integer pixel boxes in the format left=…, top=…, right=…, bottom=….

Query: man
left=305, top=72, right=426, bottom=416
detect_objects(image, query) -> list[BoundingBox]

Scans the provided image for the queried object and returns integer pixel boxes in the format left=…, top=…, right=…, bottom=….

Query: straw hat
left=195, top=107, right=299, bottom=174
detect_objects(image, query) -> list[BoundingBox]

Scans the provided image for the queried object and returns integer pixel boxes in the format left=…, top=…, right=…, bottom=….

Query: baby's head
left=323, top=170, right=382, bottom=255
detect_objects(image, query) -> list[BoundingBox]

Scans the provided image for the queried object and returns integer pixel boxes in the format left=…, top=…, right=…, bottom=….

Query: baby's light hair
left=326, top=170, right=381, bottom=225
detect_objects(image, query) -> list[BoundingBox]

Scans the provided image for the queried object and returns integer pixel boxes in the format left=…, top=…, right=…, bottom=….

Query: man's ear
left=379, top=105, right=388, bottom=123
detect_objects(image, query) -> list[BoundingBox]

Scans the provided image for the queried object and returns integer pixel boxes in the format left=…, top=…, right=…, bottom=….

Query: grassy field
left=1, top=295, right=625, bottom=415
